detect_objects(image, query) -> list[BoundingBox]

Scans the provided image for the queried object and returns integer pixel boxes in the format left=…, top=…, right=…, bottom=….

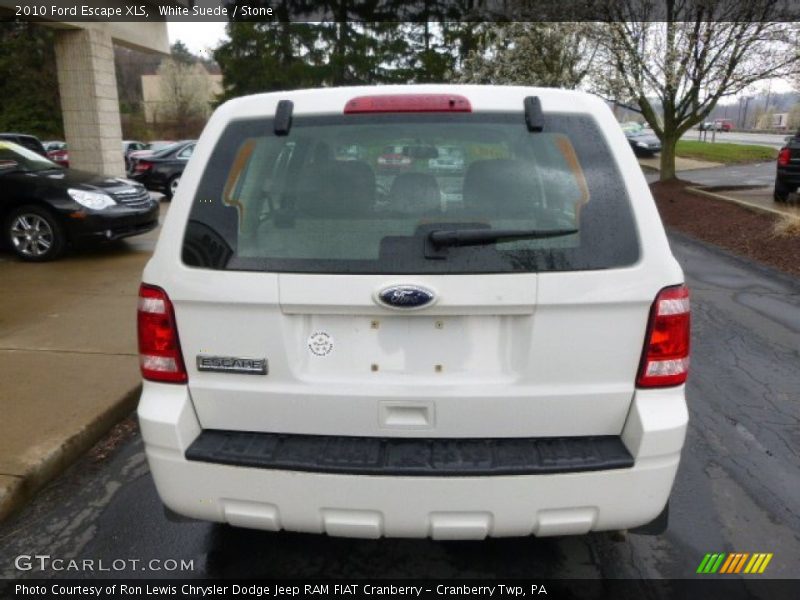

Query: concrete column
left=54, top=28, right=125, bottom=177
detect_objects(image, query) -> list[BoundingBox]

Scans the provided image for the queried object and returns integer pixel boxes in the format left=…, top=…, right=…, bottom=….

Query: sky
left=167, top=22, right=228, bottom=58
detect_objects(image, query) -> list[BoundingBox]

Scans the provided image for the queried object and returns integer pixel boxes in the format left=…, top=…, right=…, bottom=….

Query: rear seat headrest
left=463, top=159, right=539, bottom=215
left=389, top=172, right=441, bottom=214
left=296, top=160, right=375, bottom=217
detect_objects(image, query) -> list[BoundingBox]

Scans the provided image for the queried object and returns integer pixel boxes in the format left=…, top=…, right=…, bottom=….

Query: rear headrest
left=295, top=160, right=375, bottom=217
left=389, top=172, right=441, bottom=214
left=463, top=159, right=539, bottom=215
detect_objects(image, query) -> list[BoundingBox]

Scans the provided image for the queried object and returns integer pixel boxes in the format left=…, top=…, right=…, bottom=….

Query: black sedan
left=620, top=123, right=662, bottom=157
left=0, top=140, right=159, bottom=261
left=129, top=140, right=196, bottom=199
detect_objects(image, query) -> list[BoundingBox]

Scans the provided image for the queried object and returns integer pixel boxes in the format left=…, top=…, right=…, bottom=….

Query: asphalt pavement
left=0, top=233, right=798, bottom=581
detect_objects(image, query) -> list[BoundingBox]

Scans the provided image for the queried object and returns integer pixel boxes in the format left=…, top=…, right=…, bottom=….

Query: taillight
left=137, top=284, right=187, bottom=383
left=344, top=94, right=472, bottom=114
left=135, top=161, right=153, bottom=172
left=637, top=285, right=690, bottom=388
left=778, top=147, right=791, bottom=167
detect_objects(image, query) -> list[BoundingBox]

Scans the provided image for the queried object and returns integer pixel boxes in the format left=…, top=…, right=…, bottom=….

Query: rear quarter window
left=182, top=113, right=639, bottom=274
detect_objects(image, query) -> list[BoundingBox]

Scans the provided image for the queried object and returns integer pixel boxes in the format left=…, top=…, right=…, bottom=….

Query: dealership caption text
left=15, top=584, right=548, bottom=597
left=14, top=4, right=272, bottom=18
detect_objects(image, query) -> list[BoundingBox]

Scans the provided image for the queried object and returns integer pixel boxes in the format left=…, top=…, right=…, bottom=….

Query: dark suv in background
left=774, top=131, right=800, bottom=202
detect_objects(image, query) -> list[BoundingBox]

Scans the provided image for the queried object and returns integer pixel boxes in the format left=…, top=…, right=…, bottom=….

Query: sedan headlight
left=68, top=189, right=116, bottom=210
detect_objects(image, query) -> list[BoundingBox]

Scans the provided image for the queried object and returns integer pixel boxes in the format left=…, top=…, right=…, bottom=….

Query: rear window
left=182, top=113, right=639, bottom=273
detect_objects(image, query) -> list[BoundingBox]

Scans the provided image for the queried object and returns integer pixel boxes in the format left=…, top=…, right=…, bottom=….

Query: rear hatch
left=168, top=92, right=660, bottom=438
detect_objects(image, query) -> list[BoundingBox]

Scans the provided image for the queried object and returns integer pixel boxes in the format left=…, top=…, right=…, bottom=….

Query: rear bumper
left=138, top=384, right=687, bottom=539
left=775, top=168, right=800, bottom=186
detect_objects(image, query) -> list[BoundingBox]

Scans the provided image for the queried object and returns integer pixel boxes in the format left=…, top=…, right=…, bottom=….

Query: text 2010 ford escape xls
left=137, top=85, right=689, bottom=539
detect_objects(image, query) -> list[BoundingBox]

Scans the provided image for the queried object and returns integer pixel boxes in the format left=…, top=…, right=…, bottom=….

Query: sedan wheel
left=168, top=176, right=180, bottom=199
left=6, top=206, right=66, bottom=261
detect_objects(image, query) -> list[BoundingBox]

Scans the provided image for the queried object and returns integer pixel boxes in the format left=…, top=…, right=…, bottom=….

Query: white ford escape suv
left=137, top=85, right=689, bottom=539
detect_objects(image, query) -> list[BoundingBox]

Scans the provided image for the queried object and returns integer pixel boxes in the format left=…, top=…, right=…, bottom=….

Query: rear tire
left=5, top=205, right=66, bottom=262
left=773, top=179, right=794, bottom=203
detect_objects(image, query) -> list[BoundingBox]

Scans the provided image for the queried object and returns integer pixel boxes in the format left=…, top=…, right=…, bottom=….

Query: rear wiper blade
left=429, top=227, right=578, bottom=248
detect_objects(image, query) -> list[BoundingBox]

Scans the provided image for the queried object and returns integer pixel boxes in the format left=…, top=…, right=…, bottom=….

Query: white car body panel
left=138, top=85, right=687, bottom=538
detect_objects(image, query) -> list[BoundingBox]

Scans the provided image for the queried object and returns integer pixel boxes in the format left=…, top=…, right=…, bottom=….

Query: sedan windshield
left=0, top=141, right=60, bottom=172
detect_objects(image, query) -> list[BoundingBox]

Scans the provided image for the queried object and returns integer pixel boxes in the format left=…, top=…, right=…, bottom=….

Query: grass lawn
left=675, top=140, right=777, bottom=164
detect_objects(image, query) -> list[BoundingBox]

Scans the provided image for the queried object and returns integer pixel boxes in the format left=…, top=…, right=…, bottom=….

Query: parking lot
left=0, top=208, right=798, bottom=580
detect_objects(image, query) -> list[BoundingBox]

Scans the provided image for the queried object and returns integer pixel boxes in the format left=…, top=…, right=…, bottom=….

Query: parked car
left=122, top=140, right=147, bottom=171
left=137, top=86, right=689, bottom=539
left=715, top=119, right=733, bottom=132
left=126, top=140, right=177, bottom=175
left=698, top=119, right=733, bottom=132
left=0, top=133, right=47, bottom=157
left=376, top=145, right=413, bottom=171
left=620, top=122, right=661, bottom=157
left=0, top=140, right=159, bottom=261
left=43, top=141, right=69, bottom=168
left=428, top=145, right=466, bottom=172
left=129, top=140, right=196, bottom=199
left=335, top=144, right=364, bottom=161
left=774, top=131, right=800, bottom=202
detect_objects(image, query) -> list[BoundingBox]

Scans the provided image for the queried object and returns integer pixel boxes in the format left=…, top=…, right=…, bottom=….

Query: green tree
left=597, top=0, right=800, bottom=181
left=213, top=21, right=323, bottom=102
left=214, top=1, right=477, bottom=99
left=170, top=40, right=196, bottom=65
left=456, top=23, right=600, bottom=88
left=0, top=22, right=63, bottom=138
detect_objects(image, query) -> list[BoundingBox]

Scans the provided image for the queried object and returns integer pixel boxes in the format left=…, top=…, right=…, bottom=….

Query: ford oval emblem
left=377, top=285, right=436, bottom=310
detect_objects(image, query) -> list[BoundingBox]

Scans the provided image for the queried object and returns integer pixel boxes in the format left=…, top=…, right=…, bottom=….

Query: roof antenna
left=524, top=96, right=544, bottom=132
left=274, top=100, right=294, bottom=136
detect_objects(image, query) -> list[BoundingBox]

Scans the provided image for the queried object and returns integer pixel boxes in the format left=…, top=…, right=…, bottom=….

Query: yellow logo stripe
left=744, top=554, right=760, bottom=574
left=758, top=553, right=773, bottom=574
left=749, top=553, right=766, bottom=573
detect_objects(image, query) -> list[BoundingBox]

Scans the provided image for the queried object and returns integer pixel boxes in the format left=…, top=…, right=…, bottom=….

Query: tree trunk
left=659, top=134, right=678, bottom=181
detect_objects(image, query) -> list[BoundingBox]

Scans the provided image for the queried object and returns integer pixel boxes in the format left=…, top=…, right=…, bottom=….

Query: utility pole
left=737, top=97, right=744, bottom=127
left=742, top=96, right=752, bottom=130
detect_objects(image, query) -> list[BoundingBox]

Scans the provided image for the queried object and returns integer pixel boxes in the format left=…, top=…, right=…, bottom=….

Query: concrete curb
left=686, top=186, right=794, bottom=218
left=0, top=384, right=141, bottom=522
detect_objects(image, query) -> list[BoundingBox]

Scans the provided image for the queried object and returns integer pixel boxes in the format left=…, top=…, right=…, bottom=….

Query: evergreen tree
left=0, top=22, right=63, bottom=138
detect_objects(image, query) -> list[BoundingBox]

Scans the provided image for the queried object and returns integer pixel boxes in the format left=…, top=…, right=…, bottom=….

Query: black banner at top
left=2, top=0, right=800, bottom=22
